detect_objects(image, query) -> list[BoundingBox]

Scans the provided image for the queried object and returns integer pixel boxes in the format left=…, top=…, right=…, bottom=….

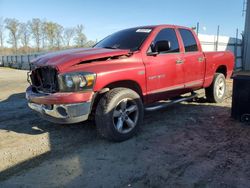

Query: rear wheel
left=95, top=88, right=144, bottom=142
left=205, top=73, right=226, bottom=103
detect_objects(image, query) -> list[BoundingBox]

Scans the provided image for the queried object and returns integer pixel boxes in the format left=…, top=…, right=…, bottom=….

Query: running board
left=144, top=93, right=198, bottom=112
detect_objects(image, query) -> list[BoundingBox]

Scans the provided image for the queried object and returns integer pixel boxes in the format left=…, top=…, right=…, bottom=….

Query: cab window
left=149, top=28, right=180, bottom=53
left=179, top=29, right=198, bottom=52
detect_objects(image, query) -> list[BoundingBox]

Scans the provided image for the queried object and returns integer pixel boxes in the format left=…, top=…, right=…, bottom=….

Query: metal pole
left=196, top=22, right=200, bottom=36
left=28, top=54, right=30, bottom=64
left=243, top=0, right=250, bottom=70
left=235, top=29, right=239, bottom=59
left=243, top=0, right=247, bottom=17
left=216, top=25, right=220, bottom=51
left=0, top=56, right=2, bottom=66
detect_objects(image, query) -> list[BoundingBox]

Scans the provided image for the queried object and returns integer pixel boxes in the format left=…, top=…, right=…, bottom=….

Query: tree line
left=0, top=17, right=97, bottom=55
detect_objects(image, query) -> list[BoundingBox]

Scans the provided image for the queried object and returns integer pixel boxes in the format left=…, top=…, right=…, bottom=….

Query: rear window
left=179, top=29, right=198, bottom=52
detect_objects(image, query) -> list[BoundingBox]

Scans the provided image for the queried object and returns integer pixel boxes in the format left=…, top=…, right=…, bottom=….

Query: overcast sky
left=0, top=0, right=246, bottom=41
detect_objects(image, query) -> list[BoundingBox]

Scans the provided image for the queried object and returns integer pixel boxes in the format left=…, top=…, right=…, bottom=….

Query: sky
left=0, top=0, right=247, bottom=41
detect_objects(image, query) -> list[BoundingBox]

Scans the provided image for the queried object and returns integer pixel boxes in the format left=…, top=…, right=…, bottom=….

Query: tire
left=95, top=88, right=144, bottom=142
left=205, top=73, right=226, bottom=103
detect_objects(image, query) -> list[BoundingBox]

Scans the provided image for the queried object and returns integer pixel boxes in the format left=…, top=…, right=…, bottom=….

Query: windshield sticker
left=136, top=29, right=152, bottom=33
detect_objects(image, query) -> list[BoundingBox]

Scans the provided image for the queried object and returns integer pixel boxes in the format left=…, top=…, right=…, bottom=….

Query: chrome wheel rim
left=216, top=77, right=225, bottom=98
left=113, top=98, right=139, bottom=134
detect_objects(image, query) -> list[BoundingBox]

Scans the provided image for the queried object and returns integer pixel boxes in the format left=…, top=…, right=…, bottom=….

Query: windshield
left=94, top=27, right=153, bottom=51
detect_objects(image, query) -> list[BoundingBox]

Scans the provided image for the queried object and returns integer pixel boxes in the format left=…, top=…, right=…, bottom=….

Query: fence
left=198, top=34, right=243, bottom=69
left=0, top=34, right=243, bottom=70
left=0, top=53, right=45, bottom=70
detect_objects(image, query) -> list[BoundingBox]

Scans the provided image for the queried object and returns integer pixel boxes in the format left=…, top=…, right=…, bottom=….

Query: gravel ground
left=0, top=67, right=250, bottom=188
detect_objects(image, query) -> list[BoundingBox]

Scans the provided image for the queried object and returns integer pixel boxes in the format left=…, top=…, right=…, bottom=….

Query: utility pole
left=243, top=0, right=250, bottom=70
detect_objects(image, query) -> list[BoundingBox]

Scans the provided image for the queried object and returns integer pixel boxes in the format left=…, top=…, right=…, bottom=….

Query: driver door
left=142, top=28, right=185, bottom=103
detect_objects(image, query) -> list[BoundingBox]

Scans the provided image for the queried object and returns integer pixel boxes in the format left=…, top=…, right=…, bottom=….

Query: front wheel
left=205, top=73, right=226, bottom=103
left=95, top=88, right=144, bottom=142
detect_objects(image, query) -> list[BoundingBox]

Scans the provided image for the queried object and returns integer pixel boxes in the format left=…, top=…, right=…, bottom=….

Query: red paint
left=34, top=48, right=130, bottom=72
left=26, top=86, right=94, bottom=104
left=27, top=25, right=234, bottom=105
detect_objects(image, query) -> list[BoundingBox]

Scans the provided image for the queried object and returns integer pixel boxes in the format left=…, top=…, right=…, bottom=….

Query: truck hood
left=32, top=48, right=131, bottom=72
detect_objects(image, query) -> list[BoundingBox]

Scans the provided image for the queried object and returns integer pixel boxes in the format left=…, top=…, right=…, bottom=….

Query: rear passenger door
left=178, top=28, right=205, bottom=89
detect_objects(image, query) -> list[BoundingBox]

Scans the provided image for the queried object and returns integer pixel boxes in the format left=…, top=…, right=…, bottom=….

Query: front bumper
left=28, top=102, right=91, bottom=124
left=26, top=86, right=94, bottom=124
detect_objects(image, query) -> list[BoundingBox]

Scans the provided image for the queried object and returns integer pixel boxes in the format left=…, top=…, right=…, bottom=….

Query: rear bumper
left=26, top=86, right=94, bottom=124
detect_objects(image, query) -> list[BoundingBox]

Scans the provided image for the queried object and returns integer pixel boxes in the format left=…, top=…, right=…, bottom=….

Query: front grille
left=30, top=67, right=59, bottom=93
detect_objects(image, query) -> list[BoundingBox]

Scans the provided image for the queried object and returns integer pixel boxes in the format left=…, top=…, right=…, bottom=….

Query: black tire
left=95, top=88, right=144, bottom=142
left=205, top=73, right=226, bottom=103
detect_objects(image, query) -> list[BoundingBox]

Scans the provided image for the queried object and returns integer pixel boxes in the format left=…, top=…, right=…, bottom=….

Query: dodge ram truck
left=26, top=25, right=234, bottom=141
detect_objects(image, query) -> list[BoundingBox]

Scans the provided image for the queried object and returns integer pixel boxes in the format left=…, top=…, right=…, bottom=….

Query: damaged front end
left=26, top=65, right=94, bottom=124
left=25, top=47, right=134, bottom=124
left=27, top=66, right=59, bottom=94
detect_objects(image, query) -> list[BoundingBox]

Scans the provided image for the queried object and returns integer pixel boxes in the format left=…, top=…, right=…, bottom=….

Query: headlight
left=65, top=75, right=74, bottom=88
left=58, top=72, right=96, bottom=92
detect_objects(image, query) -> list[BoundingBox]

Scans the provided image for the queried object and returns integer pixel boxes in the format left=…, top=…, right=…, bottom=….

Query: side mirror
left=155, top=40, right=171, bottom=53
left=147, top=40, right=171, bottom=56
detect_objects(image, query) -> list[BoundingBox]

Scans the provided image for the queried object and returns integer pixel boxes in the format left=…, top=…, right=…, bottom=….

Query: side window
left=150, top=28, right=180, bottom=53
left=179, top=29, right=198, bottom=52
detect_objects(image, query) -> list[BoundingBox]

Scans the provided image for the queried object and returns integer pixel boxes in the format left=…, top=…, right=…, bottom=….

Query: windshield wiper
left=103, top=46, right=119, bottom=49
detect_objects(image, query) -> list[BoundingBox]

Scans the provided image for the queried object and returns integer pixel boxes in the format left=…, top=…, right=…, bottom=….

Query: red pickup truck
left=26, top=25, right=234, bottom=141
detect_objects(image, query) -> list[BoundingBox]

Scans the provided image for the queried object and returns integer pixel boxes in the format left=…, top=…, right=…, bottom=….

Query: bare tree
left=75, top=24, right=87, bottom=47
left=44, top=21, right=57, bottom=48
left=5, top=18, right=20, bottom=53
left=84, top=40, right=97, bottom=48
left=41, top=19, right=48, bottom=49
left=64, top=27, right=75, bottom=47
left=1, top=17, right=92, bottom=54
left=18, top=22, right=31, bottom=52
left=30, top=18, right=42, bottom=51
left=55, top=24, right=63, bottom=49
left=0, top=17, right=4, bottom=50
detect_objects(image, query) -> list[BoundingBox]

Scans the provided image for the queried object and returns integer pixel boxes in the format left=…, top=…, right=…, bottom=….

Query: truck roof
left=126, top=24, right=191, bottom=30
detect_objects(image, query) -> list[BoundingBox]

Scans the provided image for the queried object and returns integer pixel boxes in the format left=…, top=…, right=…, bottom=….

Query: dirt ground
left=0, top=67, right=250, bottom=188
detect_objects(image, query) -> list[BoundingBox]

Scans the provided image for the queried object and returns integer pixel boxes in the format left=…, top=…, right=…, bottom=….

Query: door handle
left=198, top=57, right=204, bottom=62
left=176, top=59, right=184, bottom=64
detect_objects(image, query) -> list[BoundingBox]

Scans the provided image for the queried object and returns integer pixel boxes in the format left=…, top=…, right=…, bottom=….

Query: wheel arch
left=90, top=80, right=144, bottom=117
left=215, top=65, right=227, bottom=78
left=102, top=80, right=143, bottom=98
